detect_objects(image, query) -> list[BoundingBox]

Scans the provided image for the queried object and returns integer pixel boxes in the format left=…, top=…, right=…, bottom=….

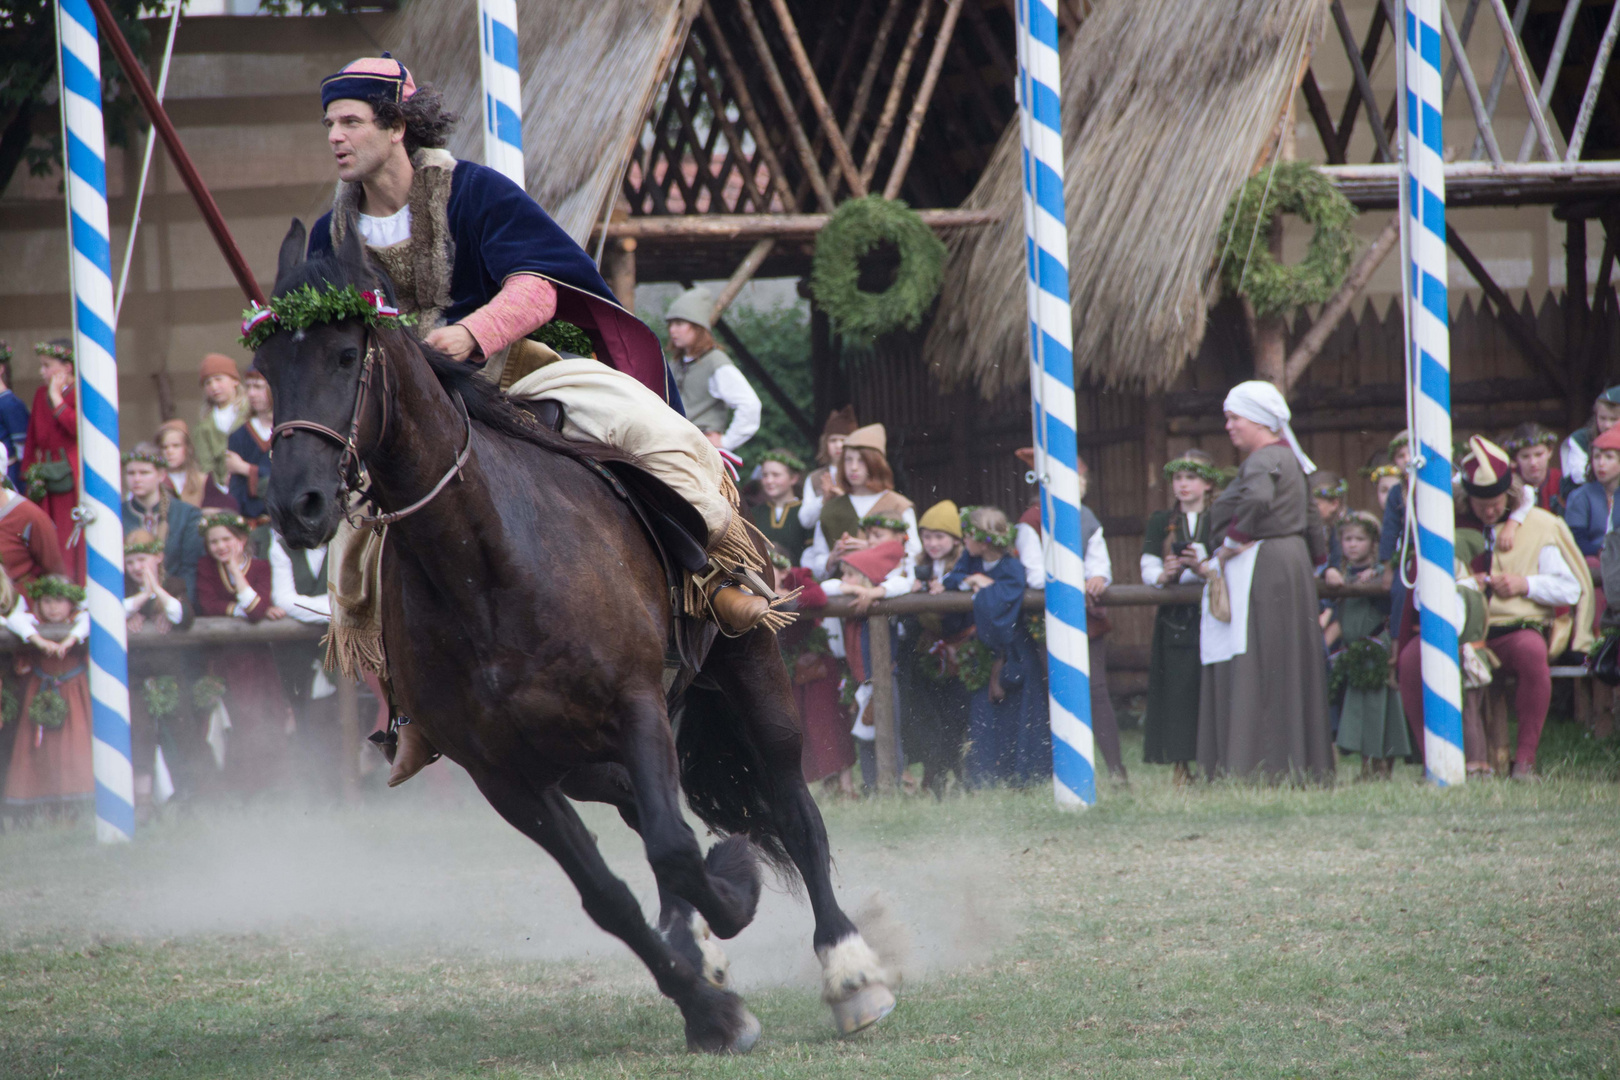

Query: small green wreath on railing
left=811, top=196, right=946, bottom=340
left=1216, top=161, right=1358, bottom=319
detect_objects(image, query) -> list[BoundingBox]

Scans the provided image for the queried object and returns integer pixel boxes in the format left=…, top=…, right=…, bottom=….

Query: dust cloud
left=0, top=766, right=1020, bottom=992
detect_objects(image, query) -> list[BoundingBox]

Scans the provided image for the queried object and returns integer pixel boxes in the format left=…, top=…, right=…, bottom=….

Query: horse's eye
left=338, top=347, right=359, bottom=367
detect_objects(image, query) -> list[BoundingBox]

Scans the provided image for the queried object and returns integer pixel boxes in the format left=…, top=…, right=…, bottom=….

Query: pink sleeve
left=458, top=275, right=559, bottom=359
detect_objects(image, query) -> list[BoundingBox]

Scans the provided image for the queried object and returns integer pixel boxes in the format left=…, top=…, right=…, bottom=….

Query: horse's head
left=255, top=218, right=390, bottom=549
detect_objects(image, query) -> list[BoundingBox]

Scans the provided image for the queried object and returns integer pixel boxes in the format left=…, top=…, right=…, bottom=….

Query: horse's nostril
left=293, top=490, right=326, bottom=524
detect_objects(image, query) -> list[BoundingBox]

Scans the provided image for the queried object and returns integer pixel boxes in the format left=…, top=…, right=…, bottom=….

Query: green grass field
left=1, top=727, right=1617, bottom=1079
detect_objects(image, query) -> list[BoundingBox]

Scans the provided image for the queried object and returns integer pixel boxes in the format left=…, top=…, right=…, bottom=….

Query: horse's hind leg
left=473, top=773, right=758, bottom=1053
left=561, top=764, right=732, bottom=990
left=693, top=629, right=897, bottom=1035
left=611, top=692, right=763, bottom=942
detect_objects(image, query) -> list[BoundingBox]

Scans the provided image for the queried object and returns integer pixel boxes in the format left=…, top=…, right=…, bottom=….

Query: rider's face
left=324, top=99, right=402, bottom=184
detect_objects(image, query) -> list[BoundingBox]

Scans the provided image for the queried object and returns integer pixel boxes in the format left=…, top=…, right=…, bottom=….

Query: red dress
left=0, top=493, right=64, bottom=588
left=22, top=385, right=83, bottom=583
left=195, top=555, right=291, bottom=795
left=4, top=620, right=93, bottom=809
left=779, top=568, right=855, bottom=783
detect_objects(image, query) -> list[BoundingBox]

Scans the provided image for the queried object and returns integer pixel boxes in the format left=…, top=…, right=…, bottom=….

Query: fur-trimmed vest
left=329, top=148, right=457, bottom=327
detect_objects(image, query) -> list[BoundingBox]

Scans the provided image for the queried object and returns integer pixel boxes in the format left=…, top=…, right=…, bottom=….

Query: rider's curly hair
left=368, top=85, right=458, bottom=157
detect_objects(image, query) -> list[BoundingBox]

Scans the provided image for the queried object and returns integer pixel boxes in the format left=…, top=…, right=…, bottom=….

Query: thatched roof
left=925, top=0, right=1328, bottom=397
left=382, top=0, right=698, bottom=244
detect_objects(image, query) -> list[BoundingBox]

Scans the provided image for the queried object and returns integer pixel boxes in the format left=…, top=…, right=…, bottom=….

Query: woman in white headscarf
left=1196, top=380, right=1334, bottom=783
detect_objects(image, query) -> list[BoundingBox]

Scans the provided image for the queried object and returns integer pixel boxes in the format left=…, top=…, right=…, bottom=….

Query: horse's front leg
left=472, top=773, right=758, bottom=1054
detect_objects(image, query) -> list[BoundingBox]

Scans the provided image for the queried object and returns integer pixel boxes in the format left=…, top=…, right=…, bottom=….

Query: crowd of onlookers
left=0, top=342, right=375, bottom=825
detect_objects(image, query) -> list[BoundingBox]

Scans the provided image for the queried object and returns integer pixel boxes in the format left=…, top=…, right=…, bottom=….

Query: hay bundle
left=380, top=0, right=696, bottom=244
left=925, top=0, right=1328, bottom=397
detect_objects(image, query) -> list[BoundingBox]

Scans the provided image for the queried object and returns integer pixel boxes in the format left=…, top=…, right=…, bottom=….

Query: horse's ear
left=335, top=209, right=369, bottom=285
left=276, top=219, right=307, bottom=286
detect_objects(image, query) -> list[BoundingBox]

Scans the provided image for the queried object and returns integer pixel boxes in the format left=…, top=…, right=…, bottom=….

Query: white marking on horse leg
left=691, top=910, right=731, bottom=989
left=815, top=932, right=889, bottom=1004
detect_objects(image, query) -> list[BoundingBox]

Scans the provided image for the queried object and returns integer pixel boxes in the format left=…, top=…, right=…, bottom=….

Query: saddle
left=519, top=398, right=719, bottom=682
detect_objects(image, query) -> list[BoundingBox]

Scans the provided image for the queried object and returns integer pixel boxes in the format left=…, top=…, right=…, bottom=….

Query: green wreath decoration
left=192, top=675, right=227, bottom=712
left=143, top=676, right=180, bottom=720
left=528, top=319, right=593, bottom=357
left=1217, top=161, right=1357, bottom=319
left=27, top=687, right=68, bottom=730
left=2, top=687, right=18, bottom=728
left=811, top=196, right=946, bottom=340
left=956, top=637, right=994, bottom=692
left=1329, top=637, right=1391, bottom=700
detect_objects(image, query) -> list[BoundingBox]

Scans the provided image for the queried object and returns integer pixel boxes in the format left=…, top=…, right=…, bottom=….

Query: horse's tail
left=673, top=681, right=800, bottom=887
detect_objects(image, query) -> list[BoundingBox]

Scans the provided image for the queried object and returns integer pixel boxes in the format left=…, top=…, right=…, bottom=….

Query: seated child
left=1327, top=512, right=1410, bottom=778
left=3, top=575, right=93, bottom=817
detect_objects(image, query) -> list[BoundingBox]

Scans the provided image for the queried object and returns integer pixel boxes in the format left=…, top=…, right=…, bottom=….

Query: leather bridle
left=271, top=329, right=473, bottom=531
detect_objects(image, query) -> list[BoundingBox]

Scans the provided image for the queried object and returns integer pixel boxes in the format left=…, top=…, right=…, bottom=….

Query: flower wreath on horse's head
left=240, top=283, right=415, bottom=351
left=958, top=506, right=1017, bottom=550
left=26, top=575, right=85, bottom=606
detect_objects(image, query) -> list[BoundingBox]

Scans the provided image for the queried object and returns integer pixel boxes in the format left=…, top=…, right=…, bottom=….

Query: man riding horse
left=307, top=57, right=790, bottom=784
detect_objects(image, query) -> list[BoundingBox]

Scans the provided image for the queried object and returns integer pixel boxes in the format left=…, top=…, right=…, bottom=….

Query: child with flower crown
left=21, top=340, right=82, bottom=582
left=904, top=500, right=972, bottom=794
left=749, top=449, right=810, bottom=558
left=2, top=573, right=93, bottom=816
left=1328, top=512, right=1409, bottom=777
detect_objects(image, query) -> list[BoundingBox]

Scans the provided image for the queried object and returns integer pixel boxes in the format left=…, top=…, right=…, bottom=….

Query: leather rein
left=271, top=330, right=473, bottom=532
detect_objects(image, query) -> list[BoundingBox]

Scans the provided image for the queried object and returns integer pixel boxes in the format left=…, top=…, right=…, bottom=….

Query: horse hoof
left=726, top=1009, right=762, bottom=1054
left=830, top=982, right=896, bottom=1036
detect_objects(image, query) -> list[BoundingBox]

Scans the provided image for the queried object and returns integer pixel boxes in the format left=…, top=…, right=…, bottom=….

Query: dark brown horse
left=255, top=220, right=894, bottom=1053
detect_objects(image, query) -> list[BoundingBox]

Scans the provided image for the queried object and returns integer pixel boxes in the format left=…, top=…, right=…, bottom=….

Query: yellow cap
left=918, top=499, right=962, bottom=538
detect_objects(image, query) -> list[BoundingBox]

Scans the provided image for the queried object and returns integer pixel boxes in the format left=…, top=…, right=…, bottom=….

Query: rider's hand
left=425, top=324, right=478, bottom=362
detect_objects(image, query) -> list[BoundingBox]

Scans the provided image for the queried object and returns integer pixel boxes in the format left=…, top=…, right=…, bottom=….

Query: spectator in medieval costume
left=223, top=367, right=276, bottom=528
left=799, top=405, right=858, bottom=533
left=803, top=424, right=920, bottom=578
left=1310, top=470, right=1348, bottom=579
left=0, top=343, right=29, bottom=490
left=1140, top=450, right=1219, bottom=785
left=3, top=575, right=93, bottom=819
left=1198, top=381, right=1334, bottom=784
left=771, top=550, right=856, bottom=797
left=750, top=449, right=809, bottom=558
left=1013, top=449, right=1126, bottom=784
left=1563, top=427, right=1620, bottom=557
left=663, top=286, right=762, bottom=455
left=1561, top=385, right=1620, bottom=487
left=1365, top=462, right=1402, bottom=514
left=1328, top=512, right=1409, bottom=778
left=194, top=353, right=249, bottom=488
left=0, top=443, right=64, bottom=588
left=195, top=511, right=292, bottom=797
left=269, top=530, right=343, bottom=799
left=906, top=499, right=972, bottom=794
left=156, top=419, right=239, bottom=513
left=22, top=340, right=82, bottom=582
left=124, top=529, right=194, bottom=812
left=1505, top=422, right=1568, bottom=516
left=122, top=443, right=205, bottom=603
left=1397, top=437, right=1591, bottom=780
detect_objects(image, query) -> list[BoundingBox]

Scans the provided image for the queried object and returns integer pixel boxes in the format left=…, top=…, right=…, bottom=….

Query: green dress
left=751, top=498, right=809, bottom=559
left=1141, top=508, right=1210, bottom=765
left=1333, top=571, right=1411, bottom=759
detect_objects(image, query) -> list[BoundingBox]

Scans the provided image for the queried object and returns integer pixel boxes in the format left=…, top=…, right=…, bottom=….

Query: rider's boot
left=388, top=719, right=440, bottom=787
left=708, top=583, right=771, bottom=635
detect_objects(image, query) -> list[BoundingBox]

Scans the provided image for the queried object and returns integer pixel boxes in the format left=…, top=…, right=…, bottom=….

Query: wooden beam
left=1446, top=224, right=1570, bottom=395
left=861, top=0, right=935, bottom=191
left=883, top=0, right=966, bottom=200
left=1330, top=0, right=1394, bottom=163
left=730, top=0, right=836, bottom=210
left=1442, top=0, right=1483, bottom=102
left=686, top=43, right=773, bottom=212
left=846, top=0, right=906, bottom=154
left=1566, top=215, right=1591, bottom=426
left=764, top=0, right=867, bottom=198
left=710, top=238, right=776, bottom=323
left=598, top=207, right=998, bottom=241
left=698, top=5, right=799, bottom=213
left=1283, top=215, right=1401, bottom=393
left=1484, top=0, right=1560, bottom=161
left=1566, top=0, right=1620, bottom=162
left=1442, top=1, right=1504, bottom=166
left=1515, top=0, right=1581, bottom=162
left=868, top=614, right=898, bottom=791
left=1301, top=69, right=1344, bottom=165
left=1471, top=0, right=1531, bottom=161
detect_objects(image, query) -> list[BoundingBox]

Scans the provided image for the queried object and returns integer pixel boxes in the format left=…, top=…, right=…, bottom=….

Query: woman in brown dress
left=1197, top=380, right=1334, bottom=784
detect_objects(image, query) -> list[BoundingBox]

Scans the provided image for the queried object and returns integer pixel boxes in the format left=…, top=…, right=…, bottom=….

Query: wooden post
left=699, top=3, right=799, bottom=212
left=811, top=301, right=836, bottom=424
left=868, top=614, right=898, bottom=791
left=732, top=0, right=837, bottom=211
left=764, top=0, right=866, bottom=198
left=1483, top=0, right=1560, bottom=161
left=1283, top=216, right=1401, bottom=391
left=151, top=371, right=176, bottom=422
left=860, top=0, right=934, bottom=190
left=337, top=676, right=360, bottom=803
left=882, top=0, right=965, bottom=200
left=605, top=238, right=637, bottom=315
left=711, top=238, right=775, bottom=323
left=1567, top=216, right=1591, bottom=428
left=1143, top=391, right=1167, bottom=498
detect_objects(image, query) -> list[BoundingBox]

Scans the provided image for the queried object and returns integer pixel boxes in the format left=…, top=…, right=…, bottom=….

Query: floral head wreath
left=1311, top=477, right=1348, bottom=501
left=1338, top=510, right=1382, bottom=538
left=26, top=575, right=85, bottom=605
left=859, top=512, right=909, bottom=535
left=1388, top=431, right=1410, bottom=455
left=198, top=510, right=250, bottom=537
left=1161, top=457, right=1224, bottom=485
left=1363, top=463, right=1402, bottom=482
left=34, top=341, right=72, bottom=363
left=240, top=283, right=413, bottom=351
left=0, top=340, right=10, bottom=364
left=768, top=549, right=792, bottom=570
left=958, top=506, right=1017, bottom=549
left=125, top=535, right=165, bottom=556
left=759, top=449, right=807, bottom=474
left=1500, top=427, right=1559, bottom=456
left=121, top=447, right=166, bottom=469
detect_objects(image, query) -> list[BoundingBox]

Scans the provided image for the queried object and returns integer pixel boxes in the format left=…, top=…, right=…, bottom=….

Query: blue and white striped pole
left=55, top=0, right=133, bottom=841
left=1017, top=0, right=1093, bottom=808
left=477, top=0, right=524, bottom=187
left=1405, top=0, right=1464, bottom=786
